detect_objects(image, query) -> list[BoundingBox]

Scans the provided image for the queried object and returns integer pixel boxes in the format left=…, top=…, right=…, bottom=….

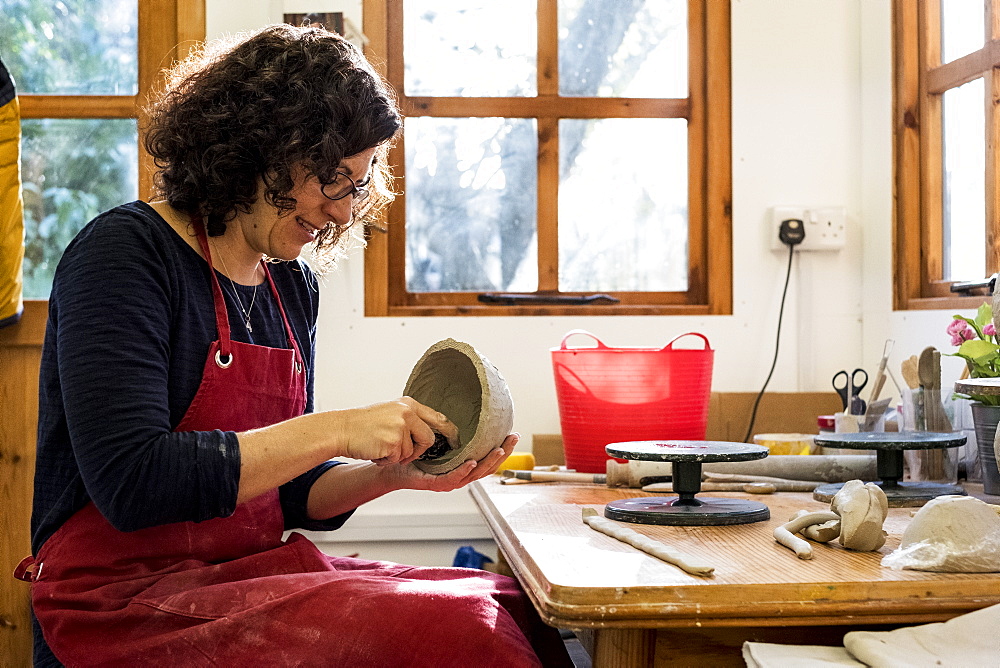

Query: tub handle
left=662, top=332, right=712, bottom=351
left=559, top=329, right=610, bottom=350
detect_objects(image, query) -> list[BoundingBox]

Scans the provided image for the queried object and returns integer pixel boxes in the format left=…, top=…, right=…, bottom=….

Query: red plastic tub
left=551, top=330, right=714, bottom=473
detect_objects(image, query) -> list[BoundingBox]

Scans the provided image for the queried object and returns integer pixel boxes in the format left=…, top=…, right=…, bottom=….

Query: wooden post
left=0, top=300, right=45, bottom=664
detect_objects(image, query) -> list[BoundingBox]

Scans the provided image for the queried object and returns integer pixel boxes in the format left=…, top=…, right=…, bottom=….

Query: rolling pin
left=605, top=455, right=877, bottom=488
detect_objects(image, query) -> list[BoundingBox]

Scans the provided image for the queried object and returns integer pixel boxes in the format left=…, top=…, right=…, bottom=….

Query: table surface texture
left=470, top=477, right=1000, bottom=630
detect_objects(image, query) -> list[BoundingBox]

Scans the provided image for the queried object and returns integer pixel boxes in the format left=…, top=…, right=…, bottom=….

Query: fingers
left=499, top=433, right=519, bottom=455
left=396, top=397, right=456, bottom=465
left=472, top=446, right=510, bottom=479
left=403, top=397, right=459, bottom=441
left=343, top=399, right=437, bottom=463
left=398, top=411, right=435, bottom=465
left=452, top=433, right=521, bottom=487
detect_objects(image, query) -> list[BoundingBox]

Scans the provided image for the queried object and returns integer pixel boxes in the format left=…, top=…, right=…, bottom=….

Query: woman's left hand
left=385, top=433, right=519, bottom=492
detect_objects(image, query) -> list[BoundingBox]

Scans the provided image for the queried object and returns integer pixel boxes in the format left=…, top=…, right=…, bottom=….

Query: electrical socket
left=769, top=206, right=846, bottom=251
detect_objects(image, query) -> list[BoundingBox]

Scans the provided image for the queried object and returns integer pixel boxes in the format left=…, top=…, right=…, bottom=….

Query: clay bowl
left=403, top=339, right=514, bottom=474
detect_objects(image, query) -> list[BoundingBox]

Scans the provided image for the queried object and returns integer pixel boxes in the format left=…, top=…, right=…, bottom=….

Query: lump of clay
left=830, top=480, right=888, bottom=551
left=403, top=339, right=514, bottom=474
left=801, top=518, right=841, bottom=543
left=882, top=495, right=1000, bottom=572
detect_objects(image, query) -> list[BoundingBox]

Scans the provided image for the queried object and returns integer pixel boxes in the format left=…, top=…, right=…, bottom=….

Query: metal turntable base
left=603, top=441, right=771, bottom=526
left=811, top=431, right=967, bottom=507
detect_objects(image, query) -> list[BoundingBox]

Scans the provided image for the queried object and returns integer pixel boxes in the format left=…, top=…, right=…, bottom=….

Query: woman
left=18, top=25, right=571, bottom=667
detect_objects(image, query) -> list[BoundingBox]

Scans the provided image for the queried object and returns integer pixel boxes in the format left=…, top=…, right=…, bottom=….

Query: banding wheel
left=603, top=441, right=771, bottom=526
left=811, top=431, right=967, bottom=507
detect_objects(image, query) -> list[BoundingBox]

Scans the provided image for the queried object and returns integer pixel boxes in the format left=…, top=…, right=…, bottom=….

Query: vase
left=970, top=402, right=1000, bottom=495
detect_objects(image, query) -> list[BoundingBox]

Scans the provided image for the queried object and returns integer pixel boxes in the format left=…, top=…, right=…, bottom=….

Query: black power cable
left=742, top=220, right=802, bottom=442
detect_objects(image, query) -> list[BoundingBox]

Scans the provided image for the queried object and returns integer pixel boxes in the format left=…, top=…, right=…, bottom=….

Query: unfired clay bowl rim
left=403, top=338, right=514, bottom=474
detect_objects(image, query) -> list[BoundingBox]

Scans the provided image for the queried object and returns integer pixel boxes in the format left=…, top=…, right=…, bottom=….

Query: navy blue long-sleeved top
left=31, top=201, right=349, bottom=555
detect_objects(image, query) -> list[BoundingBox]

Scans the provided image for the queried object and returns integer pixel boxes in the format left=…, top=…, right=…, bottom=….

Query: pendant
left=246, top=318, right=253, bottom=332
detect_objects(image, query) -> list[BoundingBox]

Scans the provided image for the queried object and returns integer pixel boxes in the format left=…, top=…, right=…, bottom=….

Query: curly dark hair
left=143, top=24, right=401, bottom=263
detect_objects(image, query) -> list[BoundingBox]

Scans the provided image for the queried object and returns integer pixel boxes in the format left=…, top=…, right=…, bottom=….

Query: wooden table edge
left=469, top=480, right=1000, bottom=630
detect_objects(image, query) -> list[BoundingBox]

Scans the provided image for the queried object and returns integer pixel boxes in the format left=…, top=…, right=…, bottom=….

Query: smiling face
left=234, top=147, right=379, bottom=263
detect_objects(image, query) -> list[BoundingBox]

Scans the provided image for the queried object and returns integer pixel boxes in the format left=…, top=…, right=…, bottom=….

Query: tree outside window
left=363, top=0, right=732, bottom=316
left=893, top=0, right=1000, bottom=309
left=0, top=0, right=204, bottom=298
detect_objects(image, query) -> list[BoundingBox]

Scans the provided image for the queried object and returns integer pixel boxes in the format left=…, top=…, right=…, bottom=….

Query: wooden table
left=469, top=477, right=1000, bottom=667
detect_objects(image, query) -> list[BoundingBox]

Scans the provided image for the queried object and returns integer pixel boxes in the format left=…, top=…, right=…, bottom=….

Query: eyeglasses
left=320, top=171, right=370, bottom=203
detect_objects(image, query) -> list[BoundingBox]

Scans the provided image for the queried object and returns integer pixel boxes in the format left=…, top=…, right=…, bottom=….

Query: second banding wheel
left=404, top=339, right=514, bottom=474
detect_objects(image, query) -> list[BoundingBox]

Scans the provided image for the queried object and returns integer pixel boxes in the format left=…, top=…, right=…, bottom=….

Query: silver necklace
left=216, top=250, right=259, bottom=333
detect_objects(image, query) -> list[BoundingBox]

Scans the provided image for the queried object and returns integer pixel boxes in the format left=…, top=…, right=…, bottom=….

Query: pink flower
left=985, top=324, right=996, bottom=338
left=947, top=319, right=969, bottom=335
left=947, top=319, right=975, bottom=346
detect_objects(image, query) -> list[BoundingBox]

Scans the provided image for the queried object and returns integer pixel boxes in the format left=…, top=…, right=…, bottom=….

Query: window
left=1, top=0, right=204, bottom=298
left=893, top=0, right=1000, bottom=309
left=362, top=0, right=731, bottom=316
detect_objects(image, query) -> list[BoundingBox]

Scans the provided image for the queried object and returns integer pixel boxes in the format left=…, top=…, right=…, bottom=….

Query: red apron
left=19, top=222, right=564, bottom=667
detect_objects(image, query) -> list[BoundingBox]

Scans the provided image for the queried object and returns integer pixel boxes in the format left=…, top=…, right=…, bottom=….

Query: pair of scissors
left=832, top=368, right=868, bottom=414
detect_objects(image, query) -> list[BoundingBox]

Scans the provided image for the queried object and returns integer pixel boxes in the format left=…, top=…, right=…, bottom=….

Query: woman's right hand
left=337, top=397, right=453, bottom=465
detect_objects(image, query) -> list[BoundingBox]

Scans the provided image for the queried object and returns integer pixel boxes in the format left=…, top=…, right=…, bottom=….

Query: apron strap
left=261, top=263, right=304, bottom=375
left=193, top=216, right=233, bottom=362
left=193, top=216, right=303, bottom=375
left=13, top=555, right=39, bottom=582
left=261, top=262, right=302, bottom=373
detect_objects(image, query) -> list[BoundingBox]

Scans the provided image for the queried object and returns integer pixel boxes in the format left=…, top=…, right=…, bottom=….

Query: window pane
left=21, top=119, right=138, bottom=298
left=559, top=0, right=686, bottom=98
left=942, top=78, right=985, bottom=281
left=405, top=117, right=538, bottom=292
left=403, top=0, right=537, bottom=97
left=0, top=0, right=138, bottom=94
left=940, top=0, right=983, bottom=64
left=559, top=118, right=687, bottom=291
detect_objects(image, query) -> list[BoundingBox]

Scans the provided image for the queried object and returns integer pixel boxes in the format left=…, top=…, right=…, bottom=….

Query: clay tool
left=900, top=355, right=920, bottom=390
left=501, top=470, right=606, bottom=484
left=581, top=508, right=714, bottom=577
left=918, top=346, right=952, bottom=432
left=861, top=397, right=893, bottom=433
left=867, top=339, right=894, bottom=404
left=885, top=366, right=905, bottom=398
left=498, top=477, right=533, bottom=485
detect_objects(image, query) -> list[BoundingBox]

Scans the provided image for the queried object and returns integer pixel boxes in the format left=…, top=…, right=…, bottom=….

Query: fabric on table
left=742, top=642, right=864, bottom=667
left=843, top=602, right=1000, bottom=668
left=742, top=603, right=1000, bottom=668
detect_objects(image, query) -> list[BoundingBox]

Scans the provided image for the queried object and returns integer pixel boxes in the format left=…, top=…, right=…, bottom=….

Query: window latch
left=477, top=293, right=620, bottom=306
left=950, top=273, right=999, bottom=295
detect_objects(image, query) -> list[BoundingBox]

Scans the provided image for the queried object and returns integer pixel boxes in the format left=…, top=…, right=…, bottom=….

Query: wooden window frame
left=362, top=0, right=732, bottom=317
left=17, top=0, right=205, bottom=210
left=894, top=0, right=1000, bottom=309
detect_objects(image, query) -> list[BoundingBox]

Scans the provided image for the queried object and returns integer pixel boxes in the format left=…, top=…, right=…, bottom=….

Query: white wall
left=306, top=0, right=880, bottom=428
left=205, top=0, right=971, bottom=559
